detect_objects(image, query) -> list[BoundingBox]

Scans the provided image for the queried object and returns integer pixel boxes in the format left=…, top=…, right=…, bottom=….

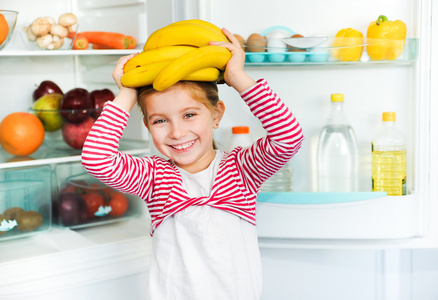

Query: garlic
left=58, top=13, right=78, bottom=27
left=36, top=34, right=53, bottom=49
left=30, top=17, right=51, bottom=37
left=50, top=24, right=68, bottom=38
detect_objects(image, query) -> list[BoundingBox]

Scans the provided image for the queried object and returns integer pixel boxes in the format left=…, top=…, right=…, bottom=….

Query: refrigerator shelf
left=0, top=138, right=148, bottom=169
left=244, top=38, right=419, bottom=65
left=258, top=191, right=388, bottom=205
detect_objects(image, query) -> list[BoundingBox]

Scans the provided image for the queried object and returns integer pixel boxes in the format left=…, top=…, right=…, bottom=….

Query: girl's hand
left=111, top=53, right=138, bottom=112
left=210, top=28, right=256, bottom=93
left=112, top=53, right=137, bottom=90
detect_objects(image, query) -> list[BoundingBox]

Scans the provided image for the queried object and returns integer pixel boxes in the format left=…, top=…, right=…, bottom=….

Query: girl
left=82, top=28, right=304, bottom=300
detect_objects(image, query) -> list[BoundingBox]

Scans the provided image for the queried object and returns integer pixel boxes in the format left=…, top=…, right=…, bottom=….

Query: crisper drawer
left=54, top=162, right=141, bottom=229
left=256, top=192, right=417, bottom=239
left=0, top=166, right=52, bottom=241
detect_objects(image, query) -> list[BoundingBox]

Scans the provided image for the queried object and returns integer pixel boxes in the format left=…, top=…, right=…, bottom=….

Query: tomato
left=108, top=192, right=129, bottom=217
left=82, top=192, right=105, bottom=218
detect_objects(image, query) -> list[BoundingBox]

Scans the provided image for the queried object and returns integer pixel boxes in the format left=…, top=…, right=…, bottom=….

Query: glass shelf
left=0, top=138, right=148, bottom=169
left=244, top=38, right=419, bottom=66
left=258, top=191, right=389, bottom=205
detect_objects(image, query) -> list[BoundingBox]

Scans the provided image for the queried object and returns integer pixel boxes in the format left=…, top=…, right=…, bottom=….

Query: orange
left=0, top=112, right=45, bottom=156
left=0, top=14, right=9, bottom=45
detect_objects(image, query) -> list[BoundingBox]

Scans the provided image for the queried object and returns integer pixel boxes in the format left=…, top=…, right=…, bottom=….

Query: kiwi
left=0, top=214, right=5, bottom=235
left=16, top=211, right=43, bottom=231
left=3, top=207, right=25, bottom=220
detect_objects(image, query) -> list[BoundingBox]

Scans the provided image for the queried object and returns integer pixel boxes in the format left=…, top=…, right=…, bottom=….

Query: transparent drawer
left=0, top=166, right=52, bottom=241
left=54, top=162, right=141, bottom=229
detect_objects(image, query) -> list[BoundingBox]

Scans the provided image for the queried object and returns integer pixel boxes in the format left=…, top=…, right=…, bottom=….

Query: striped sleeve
left=81, top=101, right=153, bottom=199
left=235, top=79, right=304, bottom=190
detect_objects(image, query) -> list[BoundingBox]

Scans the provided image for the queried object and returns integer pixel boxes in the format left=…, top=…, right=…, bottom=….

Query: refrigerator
left=1, top=0, right=438, bottom=299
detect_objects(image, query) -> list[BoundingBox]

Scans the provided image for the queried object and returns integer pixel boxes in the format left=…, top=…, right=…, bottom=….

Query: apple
left=32, top=80, right=63, bottom=102
left=57, top=192, right=88, bottom=226
left=61, top=88, right=93, bottom=123
left=32, top=93, right=64, bottom=132
left=90, top=88, right=115, bottom=118
left=61, top=116, right=95, bottom=149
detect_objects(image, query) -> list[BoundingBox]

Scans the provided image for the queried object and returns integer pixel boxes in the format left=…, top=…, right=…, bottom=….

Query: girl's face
left=144, top=86, right=224, bottom=174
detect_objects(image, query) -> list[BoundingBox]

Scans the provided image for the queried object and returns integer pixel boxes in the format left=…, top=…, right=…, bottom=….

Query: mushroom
left=25, top=26, right=37, bottom=42
left=50, top=24, right=68, bottom=38
left=36, top=34, right=53, bottom=49
left=49, top=35, right=64, bottom=49
left=58, top=13, right=78, bottom=27
left=43, top=16, right=56, bottom=25
left=30, top=17, right=51, bottom=37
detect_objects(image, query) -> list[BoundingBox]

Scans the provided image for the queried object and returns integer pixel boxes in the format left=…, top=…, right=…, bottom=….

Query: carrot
left=92, top=43, right=110, bottom=49
left=72, top=37, right=89, bottom=50
left=68, top=31, right=129, bottom=49
left=127, top=36, right=137, bottom=49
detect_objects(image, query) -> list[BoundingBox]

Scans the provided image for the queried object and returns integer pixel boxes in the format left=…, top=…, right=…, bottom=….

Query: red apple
left=57, top=192, right=88, bottom=226
left=90, top=88, right=115, bottom=118
left=61, top=88, right=93, bottom=123
left=61, top=117, right=95, bottom=149
left=33, top=80, right=63, bottom=101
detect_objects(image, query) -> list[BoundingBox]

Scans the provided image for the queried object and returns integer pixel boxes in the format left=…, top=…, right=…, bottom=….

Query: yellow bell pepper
left=366, top=15, right=407, bottom=61
left=331, top=28, right=364, bottom=61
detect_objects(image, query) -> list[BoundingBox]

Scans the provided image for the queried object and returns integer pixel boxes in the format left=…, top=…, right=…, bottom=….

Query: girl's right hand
left=112, top=53, right=137, bottom=90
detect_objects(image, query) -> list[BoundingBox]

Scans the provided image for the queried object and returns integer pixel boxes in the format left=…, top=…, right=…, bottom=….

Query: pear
left=32, top=93, right=64, bottom=132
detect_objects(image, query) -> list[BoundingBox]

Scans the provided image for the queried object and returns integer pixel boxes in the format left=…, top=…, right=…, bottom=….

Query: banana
left=144, top=23, right=228, bottom=51
left=121, top=61, right=171, bottom=87
left=183, top=68, right=221, bottom=82
left=168, top=19, right=225, bottom=38
left=121, top=61, right=220, bottom=88
left=153, top=45, right=231, bottom=91
left=123, top=45, right=196, bottom=73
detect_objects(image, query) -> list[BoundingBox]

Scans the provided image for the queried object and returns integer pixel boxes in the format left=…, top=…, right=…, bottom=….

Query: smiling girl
left=82, top=28, right=304, bottom=300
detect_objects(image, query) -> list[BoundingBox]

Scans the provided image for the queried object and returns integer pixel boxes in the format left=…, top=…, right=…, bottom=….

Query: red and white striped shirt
left=82, top=79, right=304, bottom=235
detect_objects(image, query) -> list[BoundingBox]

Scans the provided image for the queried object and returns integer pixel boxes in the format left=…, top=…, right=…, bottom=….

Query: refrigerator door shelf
left=256, top=192, right=417, bottom=240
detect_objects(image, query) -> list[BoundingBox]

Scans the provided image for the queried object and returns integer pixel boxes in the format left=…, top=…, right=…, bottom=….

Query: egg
left=246, top=33, right=267, bottom=52
left=233, top=34, right=246, bottom=51
left=287, top=34, right=306, bottom=52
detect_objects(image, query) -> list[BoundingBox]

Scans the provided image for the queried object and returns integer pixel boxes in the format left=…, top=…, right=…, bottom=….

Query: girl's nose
left=169, top=123, right=186, bottom=139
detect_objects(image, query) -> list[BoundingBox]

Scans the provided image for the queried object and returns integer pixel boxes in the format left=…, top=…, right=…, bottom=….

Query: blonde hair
left=136, top=81, right=221, bottom=149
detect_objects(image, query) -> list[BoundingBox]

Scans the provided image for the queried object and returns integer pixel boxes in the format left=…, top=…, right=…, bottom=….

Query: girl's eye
left=153, top=119, right=166, bottom=124
left=184, top=113, right=195, bottom=119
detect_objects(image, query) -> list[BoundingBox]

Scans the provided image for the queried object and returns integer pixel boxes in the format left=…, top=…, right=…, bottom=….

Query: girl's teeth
left=173, top=141, right=194, bottom=150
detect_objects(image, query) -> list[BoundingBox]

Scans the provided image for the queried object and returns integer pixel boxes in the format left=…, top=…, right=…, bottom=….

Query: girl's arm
left=81, top=54, right=154, bottom=199
left=212, top=28, right=304, bottom=190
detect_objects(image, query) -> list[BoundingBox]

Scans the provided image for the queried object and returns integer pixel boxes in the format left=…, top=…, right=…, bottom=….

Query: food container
left=0, top=10, right=18, bottom=51
left=20, top=23, right=78, bottom=51
left=0, top=166, right=52, bottom=241
left=29, top=107, right=102, bottom=151
left=54, top=162, right=141, bottom=229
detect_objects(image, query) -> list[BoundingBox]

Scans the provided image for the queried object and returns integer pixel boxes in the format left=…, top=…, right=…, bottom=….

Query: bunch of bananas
left=121, top=19, right=232, bottom=91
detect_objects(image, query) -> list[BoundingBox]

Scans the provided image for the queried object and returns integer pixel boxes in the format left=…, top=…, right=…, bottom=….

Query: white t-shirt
left=148, top=151, right=263, bottom=300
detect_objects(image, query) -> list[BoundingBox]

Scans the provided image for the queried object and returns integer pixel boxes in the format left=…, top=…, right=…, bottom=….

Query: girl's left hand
left=210, top=28, right=256, bottom=93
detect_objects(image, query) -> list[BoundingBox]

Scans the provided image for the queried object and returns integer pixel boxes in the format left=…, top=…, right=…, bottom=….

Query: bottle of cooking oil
left=317, top=93, right=359, bottom=192
left=371, top=112, right=406, bottom=196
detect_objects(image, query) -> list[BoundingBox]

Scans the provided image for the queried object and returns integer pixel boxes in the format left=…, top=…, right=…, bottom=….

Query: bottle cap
left=331, top=93, right=344, bottom=102
left=232, top=126, right=250, bottom=134
left=382, top=112, right=396, bottom=122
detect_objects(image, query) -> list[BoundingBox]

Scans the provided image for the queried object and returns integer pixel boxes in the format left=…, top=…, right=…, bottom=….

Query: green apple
left=32, top=93, right=64, bottom=132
